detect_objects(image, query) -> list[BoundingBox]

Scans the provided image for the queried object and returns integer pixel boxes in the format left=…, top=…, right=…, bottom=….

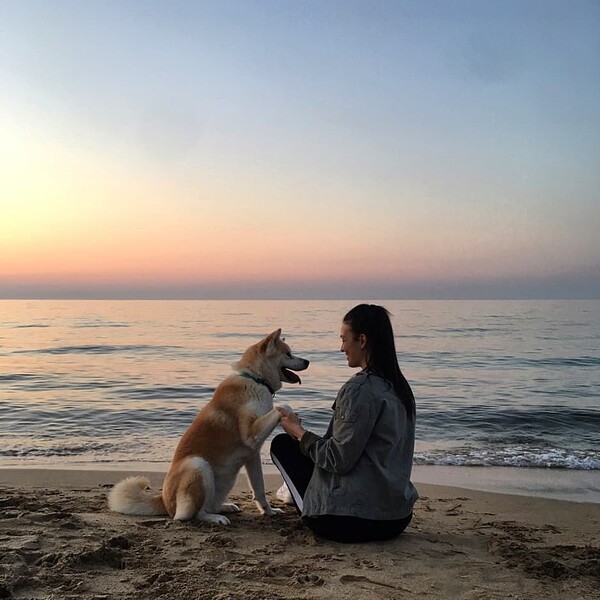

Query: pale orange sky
left=1, top=2, right=599, bottom=299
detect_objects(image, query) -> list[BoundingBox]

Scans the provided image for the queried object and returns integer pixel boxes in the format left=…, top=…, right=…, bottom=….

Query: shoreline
left=0, top=466, right=598, bottom=599
left=1, top=463, right=598, bottom=504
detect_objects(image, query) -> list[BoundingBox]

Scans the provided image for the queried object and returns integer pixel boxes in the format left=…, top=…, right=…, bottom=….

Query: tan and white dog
left=108, top=329, right=309, bottom=524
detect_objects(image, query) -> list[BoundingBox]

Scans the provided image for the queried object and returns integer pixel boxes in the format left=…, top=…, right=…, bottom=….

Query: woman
left=271, top=303, right=418, bottom=543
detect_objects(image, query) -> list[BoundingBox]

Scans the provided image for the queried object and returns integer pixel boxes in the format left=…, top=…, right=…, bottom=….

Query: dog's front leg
left=245, top=451, right=283, bottom=516
left=242, top=408, right=282, bottom=450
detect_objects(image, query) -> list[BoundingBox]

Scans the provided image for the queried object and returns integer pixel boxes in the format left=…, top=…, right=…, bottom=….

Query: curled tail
left=107, top=476, right=167, bottom=516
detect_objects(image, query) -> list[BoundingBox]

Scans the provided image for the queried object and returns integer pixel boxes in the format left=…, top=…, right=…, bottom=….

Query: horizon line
left=0, top=295, right=598, bottom=301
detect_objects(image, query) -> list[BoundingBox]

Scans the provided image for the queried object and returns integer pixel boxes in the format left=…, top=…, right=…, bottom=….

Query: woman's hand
left=277, top=407, right=306, bottom=441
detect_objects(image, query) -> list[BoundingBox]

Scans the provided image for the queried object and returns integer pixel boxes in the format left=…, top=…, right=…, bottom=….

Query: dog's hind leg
left=245, top=451, right=283, bottom=516
left=174, top=495, right=198, bottom=521
left=178, top=457, right=231, bottom=525
left=173, top=457, right=211, bottom=521
left=173, top=472, right=205, bottom=521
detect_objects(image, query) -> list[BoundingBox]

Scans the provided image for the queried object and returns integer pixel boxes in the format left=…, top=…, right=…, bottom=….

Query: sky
left=1, top=1, right=599, bottom=299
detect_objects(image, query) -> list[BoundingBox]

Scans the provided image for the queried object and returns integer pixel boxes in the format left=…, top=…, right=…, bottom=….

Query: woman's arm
left=300, top=382, right=379, bottom=475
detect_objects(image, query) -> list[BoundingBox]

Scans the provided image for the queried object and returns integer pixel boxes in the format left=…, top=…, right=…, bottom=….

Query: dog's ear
left=264, top=328, right=282, bottom=351
left=258, top=328, right=282, bottom=354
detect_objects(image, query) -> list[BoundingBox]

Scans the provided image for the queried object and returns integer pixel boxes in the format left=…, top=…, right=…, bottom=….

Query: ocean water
left=1, top=300, right=599, bottom=481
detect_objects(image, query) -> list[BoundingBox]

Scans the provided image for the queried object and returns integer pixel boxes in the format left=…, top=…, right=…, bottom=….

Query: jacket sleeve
left=299, top=381, right=378, bottom=475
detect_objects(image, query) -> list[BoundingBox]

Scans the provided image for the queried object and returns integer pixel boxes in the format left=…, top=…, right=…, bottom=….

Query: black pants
left=270, top=433, right=412, bottom=543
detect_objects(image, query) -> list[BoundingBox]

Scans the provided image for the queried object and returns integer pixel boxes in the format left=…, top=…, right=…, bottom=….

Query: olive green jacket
left=299, top=370, right=418, bottom=520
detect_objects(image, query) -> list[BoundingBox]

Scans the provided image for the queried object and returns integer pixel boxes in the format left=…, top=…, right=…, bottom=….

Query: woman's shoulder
left=336, top=371, right=368, bottom=400
left=345, top=371, right=400, bottom=405
left=342, top=370, right=370, bottom=389
left=340, top=370, right=388, bottom=399
left=350, top=370, right=388, bottom=388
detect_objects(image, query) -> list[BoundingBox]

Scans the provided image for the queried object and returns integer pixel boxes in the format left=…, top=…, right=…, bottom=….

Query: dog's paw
left=219, top=503, right=241, bottom=514
left=213, top=514, right=231, bottom=525
left=276, top=403, right=293, bottom=416
left=260, top=504, right=285, bottom=516
left=267, top=506, right=285, bottom=516
left=198, top=512, right=231, bottom=525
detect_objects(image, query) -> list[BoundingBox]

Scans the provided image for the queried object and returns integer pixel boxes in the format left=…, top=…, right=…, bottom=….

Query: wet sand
left=0, top=468, right=598, bottom=599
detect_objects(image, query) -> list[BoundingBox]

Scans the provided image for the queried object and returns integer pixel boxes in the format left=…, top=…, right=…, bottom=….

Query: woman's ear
left=359, top=333, right=367, bottom=349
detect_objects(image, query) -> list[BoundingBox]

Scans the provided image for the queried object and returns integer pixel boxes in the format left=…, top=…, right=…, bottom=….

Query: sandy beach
left=0, top=469, right=598, bottom=600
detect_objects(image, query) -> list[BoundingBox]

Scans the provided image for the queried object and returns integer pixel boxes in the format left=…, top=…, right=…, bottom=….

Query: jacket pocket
left=334, top=407, right=358, bottom=423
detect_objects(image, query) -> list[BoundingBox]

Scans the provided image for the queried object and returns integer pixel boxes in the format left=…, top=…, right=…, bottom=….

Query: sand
left=0, top=469, right=598, bottom=599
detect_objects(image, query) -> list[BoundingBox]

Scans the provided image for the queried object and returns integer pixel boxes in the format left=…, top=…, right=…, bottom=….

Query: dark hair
left=343, top=304, right=416, bottom=421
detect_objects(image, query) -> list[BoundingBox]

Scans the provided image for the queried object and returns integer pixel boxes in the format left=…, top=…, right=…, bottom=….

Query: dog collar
left=239, top=372, right=275, bottom=396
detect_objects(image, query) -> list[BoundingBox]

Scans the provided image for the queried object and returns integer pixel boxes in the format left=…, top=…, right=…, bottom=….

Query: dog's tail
left=107, top=476, right=167, bottom=516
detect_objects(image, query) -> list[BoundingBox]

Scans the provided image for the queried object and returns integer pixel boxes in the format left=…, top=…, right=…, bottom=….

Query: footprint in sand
left=339, top=573, right=408, bottom=591
left=204, top=533, right=237, bottom=547
left=353, top=558, right=380, bottom=570
left=28, top=510, right=72, bottom=522
left=137, top=519, right=167, bottom=528
left=1, top=534, right=41, bottom=552
left=146, top=571, right=176, bottom=585
left=107, top=535, right=131, bottom=549
left=297, top=574, right=325, bottom=586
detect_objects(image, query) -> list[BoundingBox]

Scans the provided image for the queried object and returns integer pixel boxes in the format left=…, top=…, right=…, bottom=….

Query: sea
left=1, top=299, right=599, bottom=502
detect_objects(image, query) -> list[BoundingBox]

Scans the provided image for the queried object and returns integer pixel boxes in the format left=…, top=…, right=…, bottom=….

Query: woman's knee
left=270, top=433, right=298, bottom=458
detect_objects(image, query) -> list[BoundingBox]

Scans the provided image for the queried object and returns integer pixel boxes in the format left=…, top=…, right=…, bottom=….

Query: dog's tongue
left=283, top=368, right=301, bottom=384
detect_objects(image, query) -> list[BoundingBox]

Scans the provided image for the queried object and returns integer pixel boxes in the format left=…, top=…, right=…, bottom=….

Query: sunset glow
left=1, top=1, right=599, bottom=299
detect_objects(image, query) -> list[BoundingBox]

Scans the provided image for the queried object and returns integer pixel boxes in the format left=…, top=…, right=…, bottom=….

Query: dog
left=108, top=329, right=309, bottom=524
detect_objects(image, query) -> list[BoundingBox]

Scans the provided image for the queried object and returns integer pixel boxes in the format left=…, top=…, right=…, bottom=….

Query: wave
left=403, top=351, right=600, bottom=369
left=0, top=441, right=117, bottom=458
left=1, top=376, right=218, bottom=398
left=433, top=326, right=511, bottom=335
left=212, top=331, right=268, bottom=338
left=415, top=447, right=600, bottom=470
left=116, top=384, right=215, bottom=400
left=420, top=404, right=598, bottom=427
left=417, top=406, right=599, bottom=448
left=2, top=405, right=196, bottom=437
left=13, top=344, right=182, bottom=355
left=3, top=438, right=597, bottom=470
left=516, top=356, right=600, bottom=368
left=72, top=322, right=130, bottom=328
left=0, top=373, right=126, bottom=391
left=0, top=373, right=46, bottom=382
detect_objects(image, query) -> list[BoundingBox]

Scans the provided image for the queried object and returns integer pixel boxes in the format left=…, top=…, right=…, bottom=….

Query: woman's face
left=340, top=323, right=368, bottom=369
